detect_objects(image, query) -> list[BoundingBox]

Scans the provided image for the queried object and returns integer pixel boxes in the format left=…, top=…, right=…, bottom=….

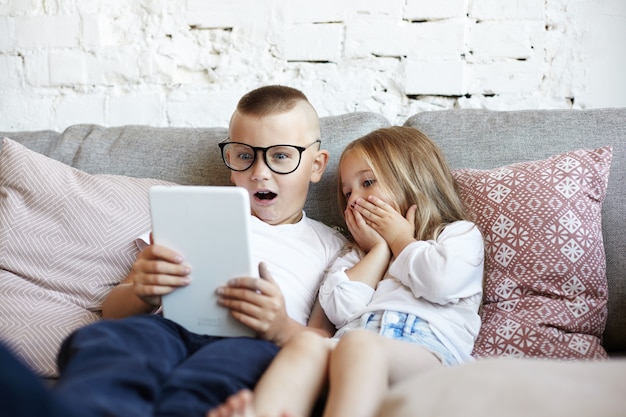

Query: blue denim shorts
left=358, top=311, right=458, bottom=367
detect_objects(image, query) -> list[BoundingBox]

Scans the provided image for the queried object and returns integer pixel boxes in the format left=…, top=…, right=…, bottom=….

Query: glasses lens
left=220, top=142, right=307, bottom=174
left=265, top=145, right=301, bottom=174
left=222, top=143, right=255, bottom=171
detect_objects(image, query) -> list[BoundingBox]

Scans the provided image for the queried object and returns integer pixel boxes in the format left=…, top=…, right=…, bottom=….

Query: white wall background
left=1, top=0, right=625, bottom=131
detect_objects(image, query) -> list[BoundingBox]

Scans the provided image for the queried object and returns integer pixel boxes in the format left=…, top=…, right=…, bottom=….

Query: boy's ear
left=310, top=149, right=329, bottom=183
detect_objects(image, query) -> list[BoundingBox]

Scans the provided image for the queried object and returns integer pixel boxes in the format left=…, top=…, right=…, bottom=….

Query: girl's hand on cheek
left=345, top=205, right=385, bottom=252
left=354, top=196, right=416, bottom=251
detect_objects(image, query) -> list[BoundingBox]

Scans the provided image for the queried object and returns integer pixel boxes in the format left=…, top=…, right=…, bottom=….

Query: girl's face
left=339, top=150, right=395, bottom=210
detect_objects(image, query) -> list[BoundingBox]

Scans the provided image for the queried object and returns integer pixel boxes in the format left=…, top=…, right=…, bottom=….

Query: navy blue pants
left=55, top=314, right=279, bottom=417
left=0, top=342, right=79, bottom=417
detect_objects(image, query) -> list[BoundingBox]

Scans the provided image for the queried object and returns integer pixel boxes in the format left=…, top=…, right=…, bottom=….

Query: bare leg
left=253, top=331, right=334, bottom=417
left=207, top=331, right=333, bottom=417
left=323, top=330, right=441, bottom=417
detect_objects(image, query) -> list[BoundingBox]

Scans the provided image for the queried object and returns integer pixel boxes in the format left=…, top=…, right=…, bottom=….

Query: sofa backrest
left=404, top=108, right=626, bottom=354
left=2, top=112, right=391, bottom=234
left=3, top=108, right=624, bottom=355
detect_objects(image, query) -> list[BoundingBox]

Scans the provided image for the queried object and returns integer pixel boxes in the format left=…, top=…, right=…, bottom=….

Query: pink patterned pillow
left=454, top=146, right=612, bottom=359
left=0, top=138, right=173, bottom=376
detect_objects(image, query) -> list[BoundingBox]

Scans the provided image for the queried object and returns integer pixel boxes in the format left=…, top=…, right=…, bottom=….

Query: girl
left=208, top=126, right=484, bottom=417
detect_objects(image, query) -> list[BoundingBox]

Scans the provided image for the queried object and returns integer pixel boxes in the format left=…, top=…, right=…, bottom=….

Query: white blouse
left=319, top=220, right=484, bottom=363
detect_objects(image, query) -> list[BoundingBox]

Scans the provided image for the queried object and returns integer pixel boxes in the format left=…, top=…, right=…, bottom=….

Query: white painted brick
left=542, top=23, right=581, bottom=99
left=470, top=0, right=544, bottom=20
left=308, top=58, right=407, bottom=123
left=469, top=21, right=545, bottom=60
left=167, top=88, right=242, bottom=127
left=49, top=50, right=88, bottom=86
left=0, top=17, right=13, bottom=51
left=0, top=92, right=29, bottom=131
left=108, top=92, right=166, bottom=127
left=568, top=0, right=626, bottom=108
left=186, top=0, right=267, bottom=28
left=282, top=0, right=353, bottom=23
left=545, top=0, right=570, bottom=26
left=0, top=92, right=55, bottom=131
left=138, top=51, right=177, bottom=84
left=350, top=0, right=404, bottom=19
left=90, top=49, right=142, bottom=85
left=404, top=0, right=467, bottom=20
left=81, top=14, right=102, bottom=48
left=76, top=0, right=132, bottom=15
left=345, top=17, right=414, bottom=58
left=170, top=67, right=213, bottom=86
left=155, top=33, right=203, bottom=70
left=467, top=60, right=543, bottom=95
left=0, top=54, right=23, bottom=86
left=297, top=62, right=387, bottom=115
left=24, top=53, right=50, bottom=86
left=14, top=15, right=80, bottom=48
left=409, top=20, right=467, bottom=59
left=281, top=23, right=342, bottom=62
left=89, top=13, right=144, bottom=47
left=1, top=0, right=33, bottom=14
left=0, top=0, right=624, bottom=131
left=55, top=94, right=106, bottom=128
left=405, top=58, right=466, bottom=95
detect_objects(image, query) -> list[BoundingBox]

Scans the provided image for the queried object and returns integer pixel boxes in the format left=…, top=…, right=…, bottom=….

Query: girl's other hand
left=344, top=205, right=385, bottom=253
left=353, top=196, right=416, bottom=255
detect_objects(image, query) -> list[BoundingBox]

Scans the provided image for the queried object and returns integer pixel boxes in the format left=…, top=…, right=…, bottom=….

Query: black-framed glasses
left=218, top=138, right=321, bottom=175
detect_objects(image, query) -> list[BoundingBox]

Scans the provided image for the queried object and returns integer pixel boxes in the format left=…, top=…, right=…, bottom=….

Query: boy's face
left=227, top=102, right=328, bottom=225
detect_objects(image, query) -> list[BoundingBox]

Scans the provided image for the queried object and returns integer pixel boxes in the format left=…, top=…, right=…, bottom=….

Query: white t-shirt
left=318, top=220, right=484, bottom=363
left=138, top=211, right=347, bottom=325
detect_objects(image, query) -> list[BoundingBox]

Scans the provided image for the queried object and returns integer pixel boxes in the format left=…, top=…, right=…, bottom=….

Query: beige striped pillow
left=0, top=137, right=172, bottom=377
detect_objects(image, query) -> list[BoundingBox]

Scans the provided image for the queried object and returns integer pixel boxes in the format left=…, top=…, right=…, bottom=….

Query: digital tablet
left=149, top=185, right=256, bottom=337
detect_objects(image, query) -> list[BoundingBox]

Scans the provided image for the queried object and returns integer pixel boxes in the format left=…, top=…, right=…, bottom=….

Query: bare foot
left=207, top=390, right=256, bottom=417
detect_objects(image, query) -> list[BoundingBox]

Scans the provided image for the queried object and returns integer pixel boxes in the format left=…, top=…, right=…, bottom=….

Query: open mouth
left=255, top=191, right=277, bottom=201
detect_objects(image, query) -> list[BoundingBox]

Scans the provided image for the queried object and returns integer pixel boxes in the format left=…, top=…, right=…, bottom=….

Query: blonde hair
left=337, top=126, right=470, bottom=241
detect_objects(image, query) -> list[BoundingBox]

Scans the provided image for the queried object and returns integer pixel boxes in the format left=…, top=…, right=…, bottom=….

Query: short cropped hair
left=236, top=85, right=311, bottom=117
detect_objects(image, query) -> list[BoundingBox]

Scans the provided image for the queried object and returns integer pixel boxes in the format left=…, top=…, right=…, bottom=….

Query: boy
left=54, top=85, right=348, bottom=417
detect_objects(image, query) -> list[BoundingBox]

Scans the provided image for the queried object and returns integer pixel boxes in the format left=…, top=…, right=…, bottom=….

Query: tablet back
left=150, top=185, right=256, bottom=337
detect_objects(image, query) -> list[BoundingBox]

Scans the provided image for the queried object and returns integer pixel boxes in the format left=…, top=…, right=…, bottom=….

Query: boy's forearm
left=101, top=283, right=155, bottom=319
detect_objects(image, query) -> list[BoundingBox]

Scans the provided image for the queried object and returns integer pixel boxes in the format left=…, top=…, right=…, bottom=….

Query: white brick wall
left=0, top=0, right=624, bottom=131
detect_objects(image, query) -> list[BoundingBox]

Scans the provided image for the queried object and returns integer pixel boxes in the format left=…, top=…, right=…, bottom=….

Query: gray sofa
left=1, top=108, right=625, bottom=415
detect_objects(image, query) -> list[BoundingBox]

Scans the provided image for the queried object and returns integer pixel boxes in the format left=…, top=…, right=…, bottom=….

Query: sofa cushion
left=377, top=357, right=626, bottom=417
left=0, top=138, right=172, bottom=377
left=453, top=147, right=611, bottom=359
